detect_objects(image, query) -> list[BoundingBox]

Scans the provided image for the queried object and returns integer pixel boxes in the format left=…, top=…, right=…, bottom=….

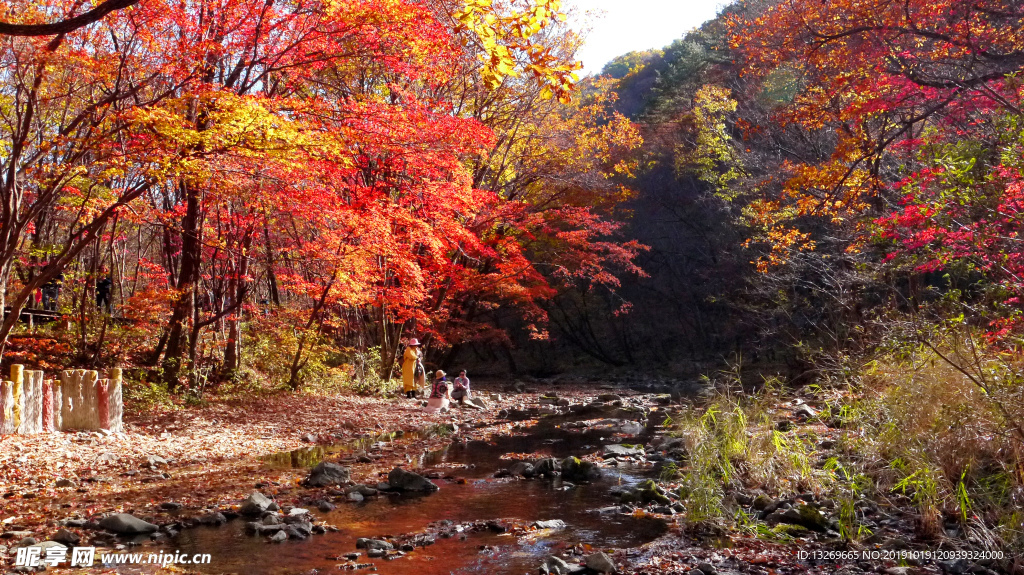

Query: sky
left=565, top=0, right=729, bottom=75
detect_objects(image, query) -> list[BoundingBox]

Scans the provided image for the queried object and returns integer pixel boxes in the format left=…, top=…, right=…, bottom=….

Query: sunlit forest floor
left=0, top=383, right=545, bottom=536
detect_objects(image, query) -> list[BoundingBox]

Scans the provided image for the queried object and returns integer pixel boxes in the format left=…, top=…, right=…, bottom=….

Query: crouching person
left=424, top=370, right=452, bottom=413
left=452, top=370, right=479, bottom=408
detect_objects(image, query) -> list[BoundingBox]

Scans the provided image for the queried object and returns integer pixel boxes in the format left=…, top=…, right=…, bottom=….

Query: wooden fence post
left=42, top=380, right=53, bottom=432
left=61, top=370, right=81, bottom=430
left=97, top=379, right=110, bottom=430
left=10, top=365, right=23, bottom=433
left=81, top=370, right=100, bottom=430
left=0, top=380, right=12, bottom=434
left=108, top=368, right=123, bottom=433
left=51, top=379, right=62, bottom=431
left=18, top=370, right=44, bottom=434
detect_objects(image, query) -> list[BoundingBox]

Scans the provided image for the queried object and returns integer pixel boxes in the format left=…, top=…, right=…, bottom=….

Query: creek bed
left=151, top=408, right=668, bottom=574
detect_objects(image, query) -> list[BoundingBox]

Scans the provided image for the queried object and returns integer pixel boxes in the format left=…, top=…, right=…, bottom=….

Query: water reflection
left=261, top=429, right=420, bottom=470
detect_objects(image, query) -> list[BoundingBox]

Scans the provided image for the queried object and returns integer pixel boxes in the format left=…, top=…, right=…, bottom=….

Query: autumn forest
left=1, top=0, right=1023, bottom=573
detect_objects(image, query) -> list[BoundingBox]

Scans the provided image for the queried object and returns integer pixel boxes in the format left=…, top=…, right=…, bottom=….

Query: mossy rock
left=768, top=504, right=832, bottom=532
left=635, top=480, right=672, bottom=505
left=752, top=494, right=773, bottom=511
left=561, top=456, right=601, bottom=482
left=772, top=523, right=811, bottom=536
left=637, top=479, right=659, bottom=492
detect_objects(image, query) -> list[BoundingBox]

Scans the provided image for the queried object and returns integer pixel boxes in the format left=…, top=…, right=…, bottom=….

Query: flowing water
left=149, top=408, right=668, bottom=574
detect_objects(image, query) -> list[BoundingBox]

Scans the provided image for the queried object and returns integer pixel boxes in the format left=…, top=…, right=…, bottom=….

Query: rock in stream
left=387, top=467, right=440, bottom=493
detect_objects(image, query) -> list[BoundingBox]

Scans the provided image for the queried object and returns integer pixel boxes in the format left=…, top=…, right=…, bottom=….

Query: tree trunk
left=224, top=317, right=241, bottom=374
left=222, top=236, right=251, bottom=377
left=263, top=221, right=281, bottom=306
left=163, top=180, right=203, bottom=389
left=287, top=334, right=307, bottom=391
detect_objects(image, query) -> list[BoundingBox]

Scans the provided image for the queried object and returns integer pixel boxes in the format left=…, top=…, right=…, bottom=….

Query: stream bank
left=2, top=383, right=694, bottom=574
left=160, top=402, right=670, bottom=574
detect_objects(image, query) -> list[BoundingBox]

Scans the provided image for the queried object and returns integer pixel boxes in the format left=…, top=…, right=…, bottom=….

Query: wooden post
left=11, top=365, right=23, bottom=433
left=20, top=370, right=43, bottom=434
left=43, top=378, right=55, bottom=427
left=0, top=381, right=12, bottom=434
left=42, top=380, right=54, bottom=432
left=52, top=379, right=62, bottom=431
left=108, top=368, right=123, bottom=433
left=61, top=370, right=81, bottom=430
left=97, top=379, right=110, bottom=430
left=81, top=370, right=100, bottom=430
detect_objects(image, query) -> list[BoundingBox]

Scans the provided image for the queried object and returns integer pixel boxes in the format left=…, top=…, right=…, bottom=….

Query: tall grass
left=668, top=376, right=833, bottom=523
left=667, top=344, right=1024, bottom=554
left=848, top=341, right=1024, bottom=550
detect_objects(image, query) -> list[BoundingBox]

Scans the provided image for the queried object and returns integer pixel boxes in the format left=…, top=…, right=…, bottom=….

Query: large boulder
left=239, top=492, right=273, bottom=516
left=387, top=468, right=440, bottom=493
left=560, top=456, right=600, bottom=482
left=306, top=462, right=351, bottom=487
left=99, top=513, right=159, bottom=535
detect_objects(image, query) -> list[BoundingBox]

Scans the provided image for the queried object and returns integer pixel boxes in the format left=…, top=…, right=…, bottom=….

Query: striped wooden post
left=22, top=370, right=35, bottom=434
left=32, top=371, right=44, bottom=433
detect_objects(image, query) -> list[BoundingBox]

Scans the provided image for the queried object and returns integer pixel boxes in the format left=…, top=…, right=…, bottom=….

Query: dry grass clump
left=852, top=341, right=1024, bottom=550
left=668, top=338, right=1023, bottom=553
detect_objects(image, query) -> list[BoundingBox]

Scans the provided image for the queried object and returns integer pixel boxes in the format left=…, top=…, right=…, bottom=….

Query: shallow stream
left=154, top=408, right=668, bottom=574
